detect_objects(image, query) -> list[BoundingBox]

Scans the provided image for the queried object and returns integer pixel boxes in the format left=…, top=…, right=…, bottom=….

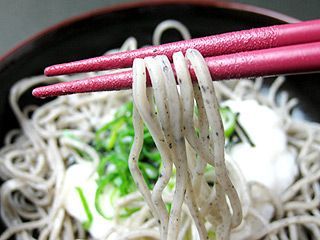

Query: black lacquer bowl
left=0, top=0, right=319, bottom=234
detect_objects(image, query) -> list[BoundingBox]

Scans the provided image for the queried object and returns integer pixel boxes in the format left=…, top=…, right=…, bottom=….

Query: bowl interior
left=0, top=0, right=319, bottom=232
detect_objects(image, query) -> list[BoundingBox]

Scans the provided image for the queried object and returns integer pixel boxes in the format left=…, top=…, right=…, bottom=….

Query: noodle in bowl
left=0, top=19, right=320, bottom=240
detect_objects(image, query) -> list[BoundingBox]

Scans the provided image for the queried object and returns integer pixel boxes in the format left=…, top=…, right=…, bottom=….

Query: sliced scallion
left=220, top=106, right=237, bottom=138
left=76, top=187, right=93, bottom=230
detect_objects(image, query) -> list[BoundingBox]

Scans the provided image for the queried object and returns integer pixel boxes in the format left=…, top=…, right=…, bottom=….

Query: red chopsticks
left=45, top=19, right=320, bottom=76
left=33, top=19, right=320, bottom=98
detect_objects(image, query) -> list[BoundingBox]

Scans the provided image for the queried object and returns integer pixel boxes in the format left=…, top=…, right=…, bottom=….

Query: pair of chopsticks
left=32, top=19, right=320, bottom=98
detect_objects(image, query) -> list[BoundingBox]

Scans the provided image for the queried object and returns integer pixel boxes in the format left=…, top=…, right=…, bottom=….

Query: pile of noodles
left=0, top=20, right=320, bottom=240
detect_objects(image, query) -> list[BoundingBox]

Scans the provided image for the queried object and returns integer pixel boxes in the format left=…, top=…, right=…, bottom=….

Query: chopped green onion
left=92, top=100, right=251, bottom=220
left=205, top=164, right=214, bottom=173
left=120, top=207, right=141, bottom=218
left=62, top=130, right=78, bottom=139
left=76, top=187, right=93, bottom=230
left=220, top=106, right=237, bottom=138
left=220, top=107, right=254, bottom=149
left=194, top=105, right=239, bottom=140
left=94, top=178, right=113, bottom=220
left=106, top=119, right=125, bottom=150
left=93, top=101, right=162, bottom=218
left=235, top=119, right=256, bottom=147
left=94, top=101, right=161, bottom=187
left=208, top=230, right=216, bottom=239
left=166, top=203, right=172, bottom=213
left=140, top=162, right=158, bottom=179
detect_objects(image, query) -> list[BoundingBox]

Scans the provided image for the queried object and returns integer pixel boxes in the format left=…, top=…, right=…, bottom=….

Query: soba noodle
left=0, top=20, right=320, bottom=240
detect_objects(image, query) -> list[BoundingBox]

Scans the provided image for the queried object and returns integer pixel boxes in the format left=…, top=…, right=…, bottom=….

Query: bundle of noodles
left=0, top=20, right=320, bottom=240
left=130, top=49, right=242, bottom=239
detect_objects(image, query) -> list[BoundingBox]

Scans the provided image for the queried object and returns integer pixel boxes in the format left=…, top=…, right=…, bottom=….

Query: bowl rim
left=0, top=0, right=299, bottom=64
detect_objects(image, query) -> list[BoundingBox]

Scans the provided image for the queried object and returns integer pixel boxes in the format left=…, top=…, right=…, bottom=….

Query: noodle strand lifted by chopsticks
left=130, top=49, right=242, bottom=239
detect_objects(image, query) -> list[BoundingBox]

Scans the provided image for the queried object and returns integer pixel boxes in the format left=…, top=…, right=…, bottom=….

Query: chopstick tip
left=44, top=66, right=55, bottom=76
left=32, top=87, right=47, bottom=99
